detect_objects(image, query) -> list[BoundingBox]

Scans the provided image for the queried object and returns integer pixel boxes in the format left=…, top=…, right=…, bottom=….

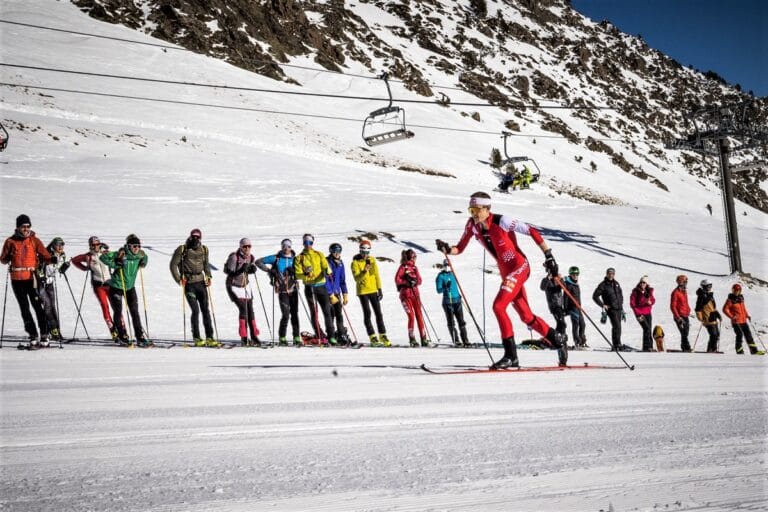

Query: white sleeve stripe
left=499, top=215, right=531, bottom=235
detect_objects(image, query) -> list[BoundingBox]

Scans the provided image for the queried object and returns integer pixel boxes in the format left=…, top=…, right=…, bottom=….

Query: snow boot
left=194, top=338, right=206, bottom=347
left=292, top=336, right=302, bottom=347
left=409, top=336, right=419, bottom=348
left=279, top=336, right=288, bottom=346
left=545, top=328, right=568, bottom=367
left=379, top=334, right=391, bottom=347
left=205, top=338, right=220, bottom=348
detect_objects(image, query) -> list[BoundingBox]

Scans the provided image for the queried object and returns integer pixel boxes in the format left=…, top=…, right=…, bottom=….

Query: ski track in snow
left=1, top=348, right=766, bottom=512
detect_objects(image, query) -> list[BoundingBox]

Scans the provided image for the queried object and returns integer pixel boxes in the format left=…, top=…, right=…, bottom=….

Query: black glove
left=101, top=243, right=109, bottom=251
left=435, top=239, right=450, bottom=254
left=50, top=255, right=58, bottom=264
left=406, top=276, right=417, bottom=287
left=708, top=311, right=721, bottom=322
left=59, top=261, right=70, bottom=274
left=246, top=263, right=257, bottom=274
left=543, top=249, right=558, bottom=276
left=377, top=289, right=383, bottom=301
left=600, top=310, right=608, bottom=324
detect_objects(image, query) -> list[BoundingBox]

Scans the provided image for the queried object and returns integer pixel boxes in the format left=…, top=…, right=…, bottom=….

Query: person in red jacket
left=629, top=275, right=656, bottom=351
left=0, top=214, right=52, bottom=348
left=670, top=274, right=692, bottom=352
left=722, top=284, right=762, bottom=355
left=436, top=191, right=566, bottom=368
left=71, top=236, right=118, bottom=339
left=395, top=249, right=428, bottom=347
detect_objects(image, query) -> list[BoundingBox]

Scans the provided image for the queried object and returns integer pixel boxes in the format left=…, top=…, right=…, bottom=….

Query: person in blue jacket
left=256, top=239, right=300, bottom=346
left=326, top=243, right=351, bottom=345
left=435, top=259, right=469, bottom=347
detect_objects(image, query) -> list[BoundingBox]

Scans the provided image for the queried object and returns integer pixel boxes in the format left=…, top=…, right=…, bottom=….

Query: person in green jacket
left=101, top=234, right=150, bottom=346
left=350, top=240, right=390, bottom=347
left=170, top=228, right=216, bottom=346
left=294, top=233, right=336, bottom=345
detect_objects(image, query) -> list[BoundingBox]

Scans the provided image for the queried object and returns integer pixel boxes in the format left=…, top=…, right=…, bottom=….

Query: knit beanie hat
left=126, top=234, right=141, bottom=246
left=16, top=214, right=31, bottom=228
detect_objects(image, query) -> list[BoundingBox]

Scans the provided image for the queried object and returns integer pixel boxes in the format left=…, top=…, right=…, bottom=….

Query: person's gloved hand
left=342, top=293, right=348, bottom=306
left=330, top=294, right=339, bottom=305
left=543, top=249, right=558, bottom=276
left=377, top=289, right=383, bottom=301
left=59, top=261, right=70, bottom=274
left=435, top=239, right=450, bottom=254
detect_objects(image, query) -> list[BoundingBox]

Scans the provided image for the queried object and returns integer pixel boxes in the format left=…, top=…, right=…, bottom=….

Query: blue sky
left=571, top=0, right=767, bottom=97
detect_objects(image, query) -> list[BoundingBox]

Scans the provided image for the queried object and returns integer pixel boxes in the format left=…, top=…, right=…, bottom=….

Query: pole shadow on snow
left=536, top=227, right=731, bottom=277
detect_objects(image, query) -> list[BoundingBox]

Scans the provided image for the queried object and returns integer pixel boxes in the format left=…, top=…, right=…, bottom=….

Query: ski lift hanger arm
left=0, top=63, right=613, bottom=110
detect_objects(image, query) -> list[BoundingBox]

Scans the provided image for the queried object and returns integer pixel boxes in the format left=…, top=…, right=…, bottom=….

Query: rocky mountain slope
left=71, top=0, right=766, bottom=211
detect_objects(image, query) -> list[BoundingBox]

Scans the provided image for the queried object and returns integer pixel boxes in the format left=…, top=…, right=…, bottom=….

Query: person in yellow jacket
left=294, top=234, right=336, bottom=345
left=350, top=240, right=390, bottom=347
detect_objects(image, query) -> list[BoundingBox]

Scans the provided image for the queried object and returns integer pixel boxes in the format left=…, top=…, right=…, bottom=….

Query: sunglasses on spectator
left=128, top=244, right=141, bottom=249
left=241, top=245, right=251, bottom=249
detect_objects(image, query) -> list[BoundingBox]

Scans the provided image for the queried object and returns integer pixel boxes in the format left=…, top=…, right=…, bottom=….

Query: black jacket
left=563, top=276, right=581, bottom=312
left=539, top=276, right=564, bottom=314
left=593, top=278, right=623, bottom=311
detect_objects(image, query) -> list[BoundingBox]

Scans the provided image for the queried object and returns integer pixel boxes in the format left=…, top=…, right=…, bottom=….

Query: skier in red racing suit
left=436, top=191, right=567, bottom=369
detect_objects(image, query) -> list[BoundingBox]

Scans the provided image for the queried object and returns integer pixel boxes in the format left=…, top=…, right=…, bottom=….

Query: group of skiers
left=2, top=199, right=764, bottom=363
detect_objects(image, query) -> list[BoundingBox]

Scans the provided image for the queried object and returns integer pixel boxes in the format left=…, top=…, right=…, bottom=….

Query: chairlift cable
left=0, top=81, right=629, bottom=143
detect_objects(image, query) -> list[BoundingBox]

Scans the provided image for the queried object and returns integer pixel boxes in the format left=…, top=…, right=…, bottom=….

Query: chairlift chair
left=501, top=131, right=541, bottom=182
left=362, top=73, right=414, bottom=147
left=0, top=122, right=8, bottom=152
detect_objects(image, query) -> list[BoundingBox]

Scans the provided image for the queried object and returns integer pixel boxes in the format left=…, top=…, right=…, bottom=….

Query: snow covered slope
left=0, top=2, right=766, bottom=510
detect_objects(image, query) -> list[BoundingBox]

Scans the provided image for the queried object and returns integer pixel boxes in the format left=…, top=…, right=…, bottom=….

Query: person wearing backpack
left=170, top=229, right=215, bottom=346
left=72, top=236, right=117, bottom=339
left=0, top=214, right=52, bottom=348
left=224, top=238, right=261, bottom=346
left=256, top=239, right=300, bottom=346
left=723, top=284, right=763, bottom=355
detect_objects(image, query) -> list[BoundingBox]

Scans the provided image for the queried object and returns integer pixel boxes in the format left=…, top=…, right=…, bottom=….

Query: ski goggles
left=468, top=206, right=487, bottom=215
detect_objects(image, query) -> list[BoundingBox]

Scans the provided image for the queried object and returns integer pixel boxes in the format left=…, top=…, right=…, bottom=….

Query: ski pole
left=119, top=268, right=133, bottom=342
left=52, top=276, right=63, bottom=348
left=0, top=266, right=8, bottom=348
left=72, top=269, right=89, bottom=340
left=139, top=268, right=150, bottom=339
left=206, top=280, right=220, bottom=342
left=297, top=287, right=313, bottom=324
left=420, top=301, right=440, bottom=343
left=271, top=282, right=275, bottom=344
left=181, top=281, right=187, bottom=344
left=62, top=273, right=91, bottom=341
left=692, top=322, right=703, bottom=351
left=554, top=276, right=634, bottom=370
left=253, top=272, right=273, bottom=343
left=440, top=251, right=495, bottom=365
left=748, top=319, right=766, bottom=351
left=341, top=302, right=359, bottom=345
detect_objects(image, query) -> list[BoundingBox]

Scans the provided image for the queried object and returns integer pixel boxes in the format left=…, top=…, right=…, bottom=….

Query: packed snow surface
left=0, top=0, right=766, bottom=510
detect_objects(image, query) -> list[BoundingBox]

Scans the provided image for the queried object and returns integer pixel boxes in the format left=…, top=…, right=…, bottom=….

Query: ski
left=665, top=349, right=724, bottom=354
left=419, top=363, right=626, bottom=374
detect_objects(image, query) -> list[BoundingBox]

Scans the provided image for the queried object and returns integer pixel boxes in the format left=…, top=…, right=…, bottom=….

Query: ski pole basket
left=0, top=122, right=8, bottom=152
left=501, top=131, right=541, bottom=182
left=362, top=73, right=414, bottom=147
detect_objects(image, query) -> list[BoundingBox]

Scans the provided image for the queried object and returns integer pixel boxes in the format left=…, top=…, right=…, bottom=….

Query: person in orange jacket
left=669, top=275, right=692, bottom=352
left=0, top=214, right=53, bottom=348
left=722, top=284, right=762, bottom=355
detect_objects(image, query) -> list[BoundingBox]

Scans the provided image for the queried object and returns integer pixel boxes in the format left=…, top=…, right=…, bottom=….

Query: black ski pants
left=733, top=323, right=755, bottom=353
left=359, top=292, right=386, bottom=336
left=704, top=323, right=720, bottom=352
left=278, top=290, right=299, bottom=339
left=550, top=306, right=567, bottom=338
left=39, top=282, right=60, bottom=333
left=637, top=313, right=653, bottom=351
left=330, top=300, right=346, bottom=338
left=607, top=308, right=622, bottom=349
left=675, top=317, right=691, bottom=351
left=184, top=280, right=213, bottom=340
left=305, top=284, right=334, bottom=340
left=109, top=286, right=144, bottom=341
left=11, top=279, right=47, bottom=338
left=568, top=309, right=586, bottom=346
left=442, top=301, right=468, bottom=344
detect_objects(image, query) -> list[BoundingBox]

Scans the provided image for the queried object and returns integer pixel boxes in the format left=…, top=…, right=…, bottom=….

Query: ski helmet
left=568, top=266, right=580, bottom=275
left=50, top=237, right=64, bottom=247
left=676, top=274, right=688, bottom=285
left=732, top=283, right=742, bottom=293
left=302, top=233, right=314, bottom=246
left=281, top=238, right=292, bottom=249
left=329, top=243, right=342, bottom=254
left=700, top=279, right=712, bottom=288
left=359, top=240, right=371, bottom=252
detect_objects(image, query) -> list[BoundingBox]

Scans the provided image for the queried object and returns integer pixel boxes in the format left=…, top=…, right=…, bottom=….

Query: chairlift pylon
left=362, top=73, right=414, bottom=147
left=0, top=122, right=8, bottom=152
left=501, top=131, right=541, bottom=182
